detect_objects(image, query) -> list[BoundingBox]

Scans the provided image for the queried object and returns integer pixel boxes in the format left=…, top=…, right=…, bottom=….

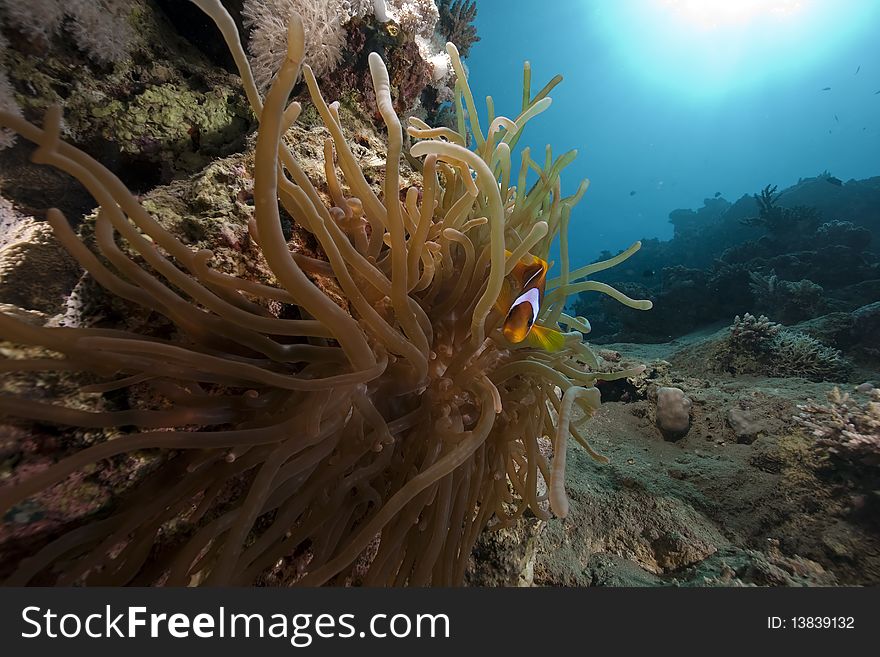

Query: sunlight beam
left=595, top=0, right=878, bottom=101
left=657, top=0, right=806, bottom=30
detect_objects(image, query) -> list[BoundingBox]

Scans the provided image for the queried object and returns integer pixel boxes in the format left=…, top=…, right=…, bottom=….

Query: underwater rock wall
left=0, top=0, right=474, bottom=211
left=0, top=0, right=254, bottom=198
left=572, top=175, right=880, bottom=377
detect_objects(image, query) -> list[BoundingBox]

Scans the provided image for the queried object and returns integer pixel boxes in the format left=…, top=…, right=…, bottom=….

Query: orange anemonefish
left=496, top=251, right=566, bottom=352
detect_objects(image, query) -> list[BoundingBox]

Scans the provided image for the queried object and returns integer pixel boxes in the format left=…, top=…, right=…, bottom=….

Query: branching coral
left=385, top=0, right=440, bottom=39
left=816, top=220, right=871, bottom=251
left=741, top=183, right=821, bottom=235
left=770, top=330, right=851, bottom=382
left=796, top=387, right=880, bottom=471
left=728, top=313, right=781, bottom=346
left=714, top=314, right=850, bottom=382
left=748, top=270, right=825, bottom=324
left=0, top=0, right=136, bottom=65
left=0, top=1, right=650, bottom=585
left=242, top=0, right=373, bottom=91
left=437, top=0, right=479, bottom=58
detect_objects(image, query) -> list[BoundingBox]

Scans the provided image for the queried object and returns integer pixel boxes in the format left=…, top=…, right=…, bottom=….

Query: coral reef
left=385, top=0, right=440, bottom=39
left=741, top=184, right=821, bottom=237
left=797, top=387, right=880, bottom=472
left=711, top=314, right=851, bottom=382
left=0, top=0, right=140, bottom=151
left=0, top=2, right=650, bottom=586
left=242, top=0, right=373, bottom=90
left=437, top=0, right=479, bottom=58
left=241, top=0, right=462, bottom=122
left=571, top=175, right=880, bottom=359
left=0, top=0, right=252, bottom=189
left=510, top=337, right=880, bottom=587
left=468, top=295, right=880, bottom=586
left=748, top=271, right=826, bottom=324
left=0, top=0, right=136, bottom=67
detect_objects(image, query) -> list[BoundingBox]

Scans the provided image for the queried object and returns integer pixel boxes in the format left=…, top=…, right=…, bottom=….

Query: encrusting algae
left=0, top=0, right=651, bottom=585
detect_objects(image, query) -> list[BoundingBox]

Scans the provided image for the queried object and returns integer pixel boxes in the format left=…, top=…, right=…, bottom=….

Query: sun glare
left=594, top=0, right=877, bottom=101
left=657, top=0, right=806, bottom=30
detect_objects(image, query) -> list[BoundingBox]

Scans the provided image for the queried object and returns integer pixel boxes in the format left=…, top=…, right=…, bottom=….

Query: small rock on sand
left=727, top=407, right=766, bottom=444
left=655, top=386, right=692, bottom=441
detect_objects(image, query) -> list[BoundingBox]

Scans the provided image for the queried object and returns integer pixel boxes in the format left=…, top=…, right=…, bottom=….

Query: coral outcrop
left=0, top=0, right=253, bottom=191
left=797, top=387, right=880, bottom=472
left=711, top=314, right=851, bottom=382
left=570, top=175, right=879, bottom=395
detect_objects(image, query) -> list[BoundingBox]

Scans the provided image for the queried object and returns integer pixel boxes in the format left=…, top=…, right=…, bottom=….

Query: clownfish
left=496, top=251, right=566, bottom=352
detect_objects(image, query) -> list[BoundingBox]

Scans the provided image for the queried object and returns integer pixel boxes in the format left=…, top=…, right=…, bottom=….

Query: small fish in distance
left=822, top=87, right=832, bottom=91
left=714, top=192, right=721, bottom=198
left=629, top=190, right=637, bottom=196
left=855, top=65, right=860, bottom=75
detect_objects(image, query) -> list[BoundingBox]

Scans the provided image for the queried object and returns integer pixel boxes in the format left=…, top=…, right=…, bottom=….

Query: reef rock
left=852, top=302, right=880, bottom=346
left=727, top=407, right=765, bottom=444
left=571, top=174, right=880, bottom=348
left=0, top=204, right=79, bottom=315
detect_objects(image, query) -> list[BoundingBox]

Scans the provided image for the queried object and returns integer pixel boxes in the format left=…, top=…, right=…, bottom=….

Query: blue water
left=466, top=0, right=880, bottom=263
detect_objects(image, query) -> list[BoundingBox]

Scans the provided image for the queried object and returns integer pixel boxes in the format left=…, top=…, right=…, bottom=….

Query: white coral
left=0, top=0, right=136, bottom=63
left=243, top=0, right=373, bottom=91
left=728, top=312, right=780, bottom=347
left=426, top=48, right=450, bottom=82
left=0, top=0, right=65, bottom=41
left=66, top=0, right=136, bottom=66
left=386, top=0, right=439, bottom=39
left=243, top=0, right=447, bottom=98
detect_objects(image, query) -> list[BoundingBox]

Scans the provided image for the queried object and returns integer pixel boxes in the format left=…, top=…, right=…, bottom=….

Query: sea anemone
left=0, top=1, right=650, bottom=585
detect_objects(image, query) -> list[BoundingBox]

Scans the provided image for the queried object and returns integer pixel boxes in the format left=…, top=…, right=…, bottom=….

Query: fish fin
left=525, top=325, right=566, bottom=352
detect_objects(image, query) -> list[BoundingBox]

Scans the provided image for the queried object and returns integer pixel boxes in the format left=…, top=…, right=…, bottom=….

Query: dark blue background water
left=466, top=0, right=880, bottom=263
